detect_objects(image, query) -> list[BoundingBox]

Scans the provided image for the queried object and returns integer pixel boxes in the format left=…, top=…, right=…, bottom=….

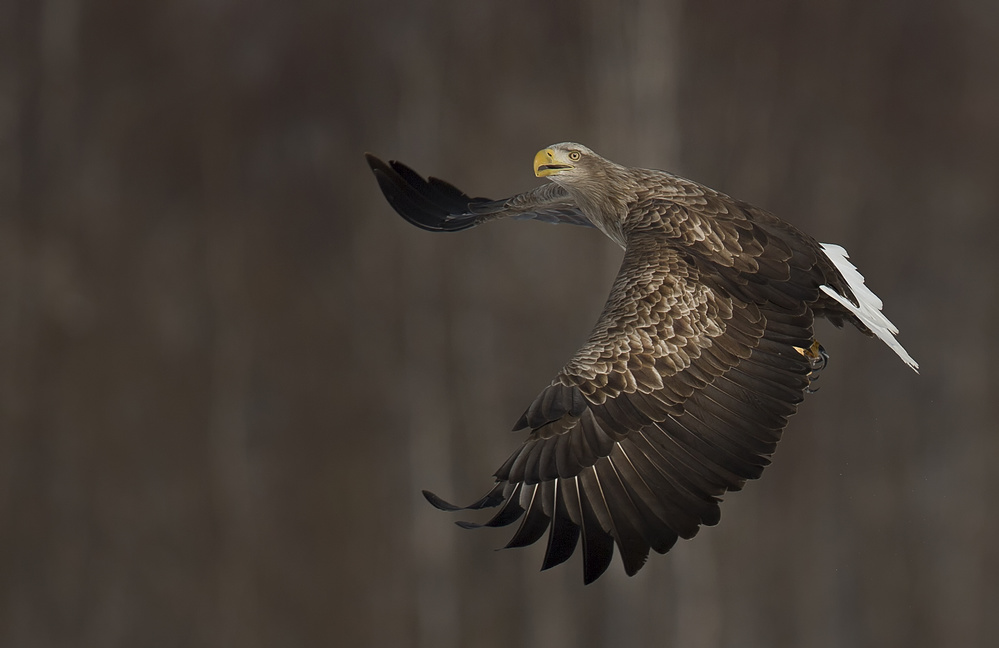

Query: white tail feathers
left=818, top=243, right=919, bottom=373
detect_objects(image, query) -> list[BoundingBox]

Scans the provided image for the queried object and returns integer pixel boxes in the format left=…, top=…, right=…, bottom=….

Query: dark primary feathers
left=365, top=153, right=594, bottom=231
left=366, top=143, right=917, bottom=584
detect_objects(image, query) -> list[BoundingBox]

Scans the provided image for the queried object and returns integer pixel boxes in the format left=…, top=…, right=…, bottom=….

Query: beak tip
left=533, top=148, right=557, bottom=178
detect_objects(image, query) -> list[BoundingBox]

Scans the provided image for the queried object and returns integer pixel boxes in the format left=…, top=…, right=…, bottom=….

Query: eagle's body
left=366, top=142, right=917, bottom=584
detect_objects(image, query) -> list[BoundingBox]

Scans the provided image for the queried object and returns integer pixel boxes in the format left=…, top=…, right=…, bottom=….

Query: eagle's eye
left=568, top=151, right=581, bottom=161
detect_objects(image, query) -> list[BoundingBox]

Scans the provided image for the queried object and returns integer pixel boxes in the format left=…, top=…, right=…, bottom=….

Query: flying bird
left=365, top=143, right=918, bottom=584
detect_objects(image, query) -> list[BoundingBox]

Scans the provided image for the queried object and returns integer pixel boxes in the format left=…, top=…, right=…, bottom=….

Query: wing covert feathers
left=426, top=238, right=816, bottom=584
left=372, top=146, right=917, bottom=583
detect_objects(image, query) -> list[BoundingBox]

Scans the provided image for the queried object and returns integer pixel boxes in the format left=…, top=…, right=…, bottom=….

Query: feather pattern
left=370, top=142, right=918, bottom=583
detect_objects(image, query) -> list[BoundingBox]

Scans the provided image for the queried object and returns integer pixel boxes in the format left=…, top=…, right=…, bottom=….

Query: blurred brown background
left=2, top=1, right=997, bottom=646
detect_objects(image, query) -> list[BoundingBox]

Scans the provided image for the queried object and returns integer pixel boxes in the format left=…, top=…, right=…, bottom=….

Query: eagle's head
left=533, top=142, right=607, bottom=184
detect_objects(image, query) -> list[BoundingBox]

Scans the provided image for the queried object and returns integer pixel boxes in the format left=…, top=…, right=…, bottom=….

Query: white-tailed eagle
left=366, top=143, right=918, bottom=584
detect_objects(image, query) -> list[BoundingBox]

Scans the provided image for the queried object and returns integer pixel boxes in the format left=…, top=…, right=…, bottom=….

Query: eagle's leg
left=794, top=340, right=829, bottom=393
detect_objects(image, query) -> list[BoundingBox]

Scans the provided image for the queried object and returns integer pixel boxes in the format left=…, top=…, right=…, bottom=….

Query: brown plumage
left=366, top=142, right=917, bottom=584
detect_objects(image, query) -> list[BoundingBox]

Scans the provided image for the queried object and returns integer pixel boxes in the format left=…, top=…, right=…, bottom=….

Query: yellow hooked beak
left=534, top=148, right=574, bottom=178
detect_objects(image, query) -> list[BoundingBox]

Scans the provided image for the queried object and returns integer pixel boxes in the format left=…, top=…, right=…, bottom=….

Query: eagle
left=365, top=143, right=918, bottom=584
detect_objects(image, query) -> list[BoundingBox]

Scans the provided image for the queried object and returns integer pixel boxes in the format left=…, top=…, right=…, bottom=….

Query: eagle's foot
left=794, top=340, right=829, bottom=393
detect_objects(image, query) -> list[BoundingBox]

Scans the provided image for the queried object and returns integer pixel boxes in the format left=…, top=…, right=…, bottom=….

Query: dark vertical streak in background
left=1, top=1, right=997, bottom=646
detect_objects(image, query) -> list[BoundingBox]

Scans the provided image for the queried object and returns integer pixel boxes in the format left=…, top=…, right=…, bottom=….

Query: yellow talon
left=794, top=341, right=829, bottom=389
left=794, top=340, right=824, bottom=361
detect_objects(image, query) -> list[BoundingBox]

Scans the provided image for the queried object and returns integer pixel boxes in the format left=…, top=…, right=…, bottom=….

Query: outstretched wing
left=365, top=154, right=593, bottom=232
left=426, top=233, right=817, bottom=583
